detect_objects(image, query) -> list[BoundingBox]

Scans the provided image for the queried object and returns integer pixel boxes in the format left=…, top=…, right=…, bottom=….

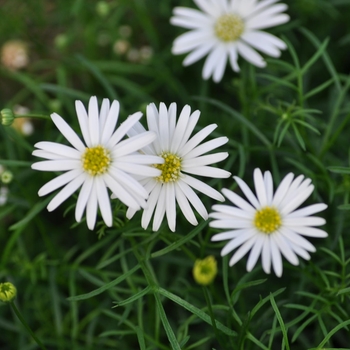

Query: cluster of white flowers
left=31, top=0, right=328, bottom=277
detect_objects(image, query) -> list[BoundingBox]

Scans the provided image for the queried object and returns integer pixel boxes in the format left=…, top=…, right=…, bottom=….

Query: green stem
left=15, top=114, right=51, bottom=121
left=202, top=286, right=220, bottom=341
left=10, top=302, right=47, bottom=350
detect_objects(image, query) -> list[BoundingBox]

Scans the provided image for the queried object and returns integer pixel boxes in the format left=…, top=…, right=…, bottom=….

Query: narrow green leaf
left=113, top=286, right=151, bottom=307
left=154, top=291, right=182, bottom=350
left=328, top=166, right=350, bottom=174
left=316, top=319, right=350, bottom=348
left=158, top=287, right=237, bottom=337
left=136, top=326, right=146, bottom=350
left=67, top=264, right=140, bottom=301
left=250, top=288, right=285, bottom=319
left=270, top=294, right=290, bottom=350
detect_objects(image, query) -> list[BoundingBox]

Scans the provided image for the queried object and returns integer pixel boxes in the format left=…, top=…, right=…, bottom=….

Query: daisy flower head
left=126, top=102, right=231, bottom=232
left=210, top=168, right=328, bottom=277
left=32, top=96, right=163, bottom=230
left=170, top=0, right=290, bottom=82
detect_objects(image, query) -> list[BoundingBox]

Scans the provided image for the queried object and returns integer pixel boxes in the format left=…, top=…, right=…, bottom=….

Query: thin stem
left=202, top=286, right=221, bottom=343
left=10, top=302, right=47, bottom=350
left=15, top=114, right=51, bottom=120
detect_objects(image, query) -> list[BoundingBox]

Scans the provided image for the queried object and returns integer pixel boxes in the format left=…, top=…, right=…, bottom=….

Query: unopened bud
left=0, top=282, right=17, bottom=302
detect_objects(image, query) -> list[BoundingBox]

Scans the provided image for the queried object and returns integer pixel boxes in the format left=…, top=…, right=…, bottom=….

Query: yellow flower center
left=254, top=206, right=282, bottom=234
left=155, top=152, right=181, bottom=183
left=193, top=256, right=218, bottom=286
left=214, top=14, right=245, bottom=42
left=82, top=145, right=111, bottom=176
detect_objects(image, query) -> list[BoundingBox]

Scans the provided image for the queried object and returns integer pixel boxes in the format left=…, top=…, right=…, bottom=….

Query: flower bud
left=1, top=108, right=15, bottom=126
left=193, top=256, right=218, bottom=286
left=1, top=170, right=13, bottom=184
left=0, top=282, right=17, bottom=302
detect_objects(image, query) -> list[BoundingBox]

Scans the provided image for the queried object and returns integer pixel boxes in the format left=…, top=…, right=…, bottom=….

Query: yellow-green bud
left=96, top=1, right=110, bottom=17
left=1, top=108, right=15, bottom=126
left=193, top=256, right=218, bottom=286
left=0, top=282, right=17, bottom=302
left=1, top=170, right=13, bottom=184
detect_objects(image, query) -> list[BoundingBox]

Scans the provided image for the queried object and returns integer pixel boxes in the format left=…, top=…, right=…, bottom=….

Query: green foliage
left=1, top=0, right=350, bottom=349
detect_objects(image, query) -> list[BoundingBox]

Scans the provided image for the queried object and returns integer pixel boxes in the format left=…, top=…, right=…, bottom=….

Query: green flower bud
left=193, top=256, right=218, bottom=286
left=1, top=108, right=15, bottom=126
left=1, top=170, right=13, bottom=184
left=96, top=1, right=110, bottom=17
left=0, top=282, right=17, bottom=302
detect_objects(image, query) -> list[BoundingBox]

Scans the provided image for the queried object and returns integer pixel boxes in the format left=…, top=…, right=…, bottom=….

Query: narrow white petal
left=172, top=30, right=213, bottom=54
left=34, top=142, right=81, bottom=159
left=86, top=184, right=98, bottom=230
left=254, top=168, right=268, bottom=206
left=193, top=0, right=221, bottom=17
left=32, top=150, right=71, bottom=160
left=184, top=166, right=231, bottom=179
left=182, top=152, right=228, bottom=167
left=170, top=105, right=191, bottom=154
left=289, top=243, right=311, bottom=261
left=88, top=96, right=100, bottom=145
left=185, top=137, right=229, bottom=159
left=203, top=46, right=222, bottom=80
left=96, top=177, right=112, bottom=227
left=183, top=42, right=216, bottom=66
left=279, top=227, right=316, bottom=252
left=221, top=228, right=256, bottom=256
left=283, top=217, right=326, bottom=227
left=101, top=100, right=120, bottom=145
left=210, top=219, right=252, bottom=229
left=99, top=98, right=110, bottom=132
left=236, top=41, right=266, bottom=68
left=272, top=232, right=299, bottom=266
left=247, top=14, right=290, bottom=30
left=211, top=229, right=246, bottom=241
left=172, top=7, right=212, bottom=26
left=210, top=204, right=252, bottom=219
left=159, top=103, right=170, bottom=151
left=290, top=226, right=328, bottom=238
left=178, top=180, right=208, bottom=220
left=75, top=176, right=93, bottom=222
left=165, top=182, right=176, bottom=232
left=287, top=203, right=327, bottom=218
left=175, top=183, right=198, bottom=226
left=229, top=235, right=257, bottom=266
left=261, top=235, right=271, bottom=274
left=152, top=186, right=167, bottom=231
left=38, top=169, right=83, bottom=196
left=168, top=103, right=177, bottom=137
left=264, top=171, right=274, bottom=204
left=234, top=175, right=260, bottom=209
left=213, top=47, right=228, bottom=83
left=221, top=188, right=256, bottom=213
left=113, top=131, right=156, bottom=157
left=141, top=183, right=162, bottom=230
left=113, top=162, right=161, bottom=177
left=118, top=154, right=163, bottom=165
left=272, top=172, right=294, bottom=207
left=246, top=235, right=264, bottom=271
left=32, top=160, right=81, bottom=172
left=126, top=207, right=137, bottom=220
left=47, top=174, right=85, bottom=212
left=270, top=237, right=283, bottom=277
left=182, top=174, right=224, bottom=201
left=107, top=112, right=143, bottom=148
left=280, top=185, right=314, bottom=215
left=75, top=100, right=91, bottom=147
left=228, top=45, right=240, bottom=72
left=178, top=110, right=201, bottom=151
left=51, top=113, right=86, bottom=152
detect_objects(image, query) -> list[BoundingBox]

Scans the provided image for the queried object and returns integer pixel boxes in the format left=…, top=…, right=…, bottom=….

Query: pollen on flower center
left=254, top=206, right=282, bottom=234
left=82, top=145, right=111, bottom=176
left=155, top=152, right=181, bottom=183
left=214, top=13, right=245, bottom=42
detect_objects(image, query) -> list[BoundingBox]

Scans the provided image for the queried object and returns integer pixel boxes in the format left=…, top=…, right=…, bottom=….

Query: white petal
left=182, top=152, right=228, bottom=167
left=86, top=184, right=98, bottom=230
left=254, top=168, right=268, bottom=206
left=75, top=176, right=93, bottom=222
left=184, top=166, right=231, bottom=178
left=172, top=30, right=213, bottom=54
left=183, top=42, right=216, bottom=66
left=229, top=235, right=258, bottom=266
left=38, top=169, right=83, bottom=196
left=210, top=218, right=252, bottom=229
left=221, top=228, right=256, bottom=256
left=34, top=142, right=81, bottom=159
left=96, top=177, right=112, bottom=227
left=210, top=204, right=252, bottom=219
left=193, top=0, right=221, bottom=17
left=99, top=98, right=110, bottom=132
left=113, top=132, right=156, bottom=157
left=279, top=227, right=316, bottom=252
left=270, top=236, right=283, bottom=277
left=107, top=112, right=143, bottom=149
left=203, top=46, right=222, bottom=80
left=185, top=137, right=229, bottom=159
left=114, top=162, right=161, bottom=177
left=170, top=105, right=191, bottom=154
left=178, top=110, right=201, bottom=151
left=261, top=235, right=271, bottom=274
left=159, top=103, right=170, bottom=151
left=280, top=185, right=314, bottom=215
left=88, top=96, right=100, bottom=146
left=47, top=174, right=85, bottom=212
left=283, top=217, right=326, bottom=227
left=246, top=235, right=264, bottom=272
left=75, top=100, right=91, bottom=147
left=272, top=172, right=294, bottom=207
left=213, top=46, right=228, bottom=83
left=289, top=226, right=328, bottom=238
left=141, top=183, right=162, bottom=230
left=153, top=186, right=167, bottom=231
left=287, top=203, right=327, bottom=218
left=234, top=175, right=260, bottom=209
left=165, top=182, right=176, bottom=232
left=211, top=229, right=246, bottom=241
left=51, top=113, right=86, bottom=152
left=264, top=171, right=274, bottom=204
left=101, top=100, right=119, bottom=145
left=221, top=187, right=256, bottom=213
left=247, top=13, right=290, bottom=30
left=182, top=174, right=224, bottom=201
left=175, top=183, right=198, bottom=226
left=32, top=160, right=81, bottom=172
left=236, top=41, right=266, bottom=68
left=228, top=45, right=240, bottom=72
left=272, top=232, right=299, bottom=266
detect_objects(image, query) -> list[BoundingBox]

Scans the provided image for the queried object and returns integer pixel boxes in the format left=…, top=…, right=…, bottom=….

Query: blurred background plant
left=1, top=0, right=350, bottom=349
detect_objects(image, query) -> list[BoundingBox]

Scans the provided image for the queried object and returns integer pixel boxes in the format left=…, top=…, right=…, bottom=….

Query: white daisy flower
left=171, top=0, right=290, bottom=82
left=126, top=102, right=231, bottom=232
left=31, top=96, right=163, bottom=230
left=210, top=168, right=328, bottom=277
